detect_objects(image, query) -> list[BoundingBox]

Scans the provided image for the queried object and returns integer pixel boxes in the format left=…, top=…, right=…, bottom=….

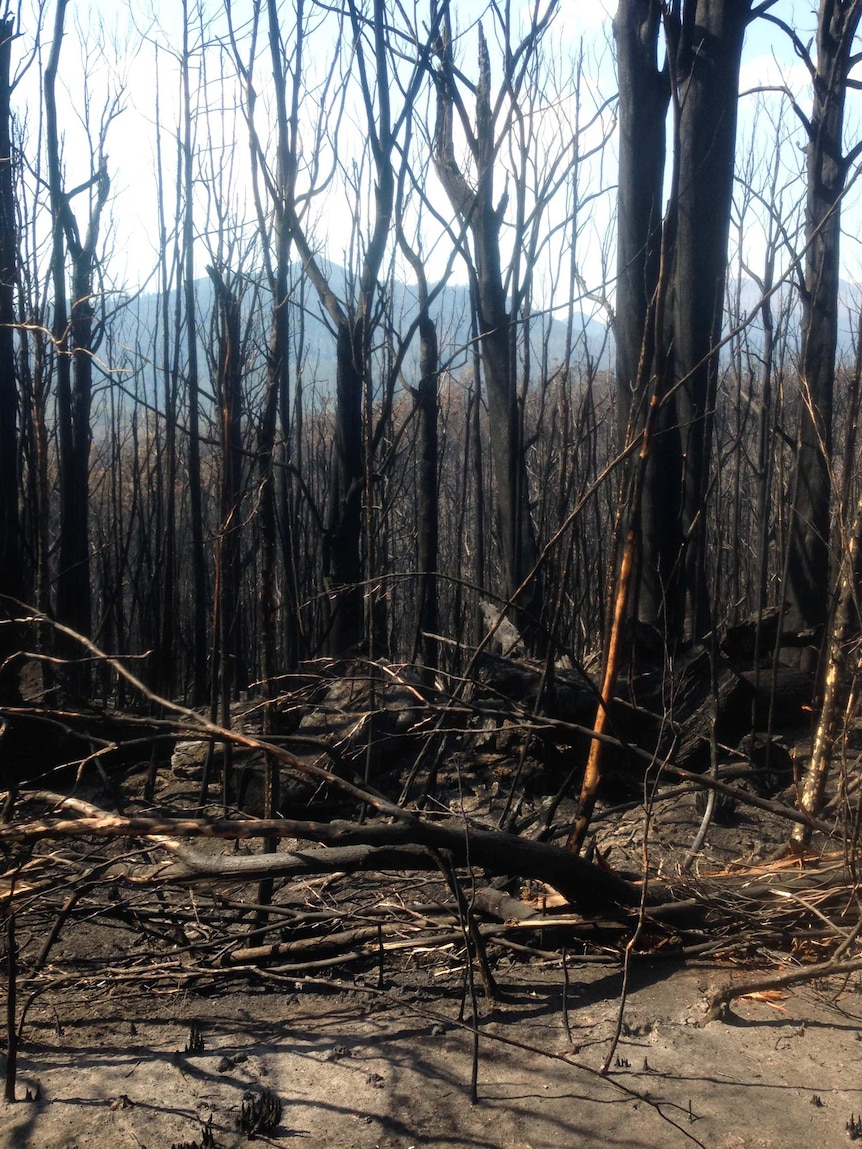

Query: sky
left=9, top=0, right=860, bottom=310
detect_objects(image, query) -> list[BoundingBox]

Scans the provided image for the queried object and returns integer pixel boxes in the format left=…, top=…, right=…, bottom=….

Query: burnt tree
left=617, top=0, right=753, bottom=646
left=784, top=0, right=862, bottom=639
left=0, top=16, right=21, bottom=669
left=614, top=0, right=667, bottom=452
left=44, top=0, right=112, bottom=661
left=432, top=11, right=550, bottom=647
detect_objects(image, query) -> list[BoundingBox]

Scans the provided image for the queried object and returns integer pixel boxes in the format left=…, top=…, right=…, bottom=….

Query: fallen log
left=2, top=796, right=644, bottom=913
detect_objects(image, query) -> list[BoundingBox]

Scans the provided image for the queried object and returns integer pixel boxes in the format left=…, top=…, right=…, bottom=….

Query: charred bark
left=0, top=17, right=21, bottom=689
left=613, top=0, right=667, bottom=449
left=617, top=0, right=752, bottom=646
left=415, top=310, right=440, bottom=674
left=432, top=17, right=543, bottom=647
left=182, top=0, right=209, bottom=704
left=45, top=0, right=111, bottom=670
left=787, top=0, right=862, bottom=637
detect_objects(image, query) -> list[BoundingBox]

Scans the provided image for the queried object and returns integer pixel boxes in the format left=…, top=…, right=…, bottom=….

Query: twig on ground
left=707, top=953, right=862, bottom=1021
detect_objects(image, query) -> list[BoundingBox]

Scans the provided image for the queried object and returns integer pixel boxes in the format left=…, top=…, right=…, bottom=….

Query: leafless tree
left=44, top=0, right=116, bottom=671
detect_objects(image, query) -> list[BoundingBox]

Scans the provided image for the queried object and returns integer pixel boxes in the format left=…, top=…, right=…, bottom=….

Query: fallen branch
left=1, top=793, right=645, bottom=913
left=706, top=951, right=862, bottom=1022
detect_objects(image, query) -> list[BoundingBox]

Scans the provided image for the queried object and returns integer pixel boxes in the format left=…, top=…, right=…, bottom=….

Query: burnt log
left=659, top=658, right=812, bottom=774
left=672, top=661, right=756, bottom=772
left=2, top=801, right=646, bottom=915
left=720, top=607, right=786, bottom=664
left=738, top=666, right=814, bottom=728
left=472, top=648, right=809, bottom=811
left=475, top=653, right=662, bottom=759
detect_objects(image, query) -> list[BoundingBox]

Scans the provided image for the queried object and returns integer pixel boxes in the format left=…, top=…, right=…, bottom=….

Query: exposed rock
left=479, top=600, right=526, bottom=657
left=296, top=661, right=430, bottom=769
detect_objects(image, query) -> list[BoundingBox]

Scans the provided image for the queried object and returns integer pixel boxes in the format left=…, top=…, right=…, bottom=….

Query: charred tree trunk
left=613, top=0, right=667, bottom=450
left=467, top=301, right=487, bottom=650
left=155, top=90, right=180, bottom=703
left=207, top=266, right=245, bottom=807
left=433, top=18, right=543, bottom=647
left=208, top=266, right=245, bottom=697
left=323, top=318, right=366, bottom=655
left=182, top=0, right=209, bottom=704
left=415, top=309, right=440, bottom=675
left=261, top=0, right=299, bottom=675
left=45, top=0, right=111, bottom=673
left=0, top=16, right=21, bottom=684
left=662, top=0, right=751, bottom=642
left=787, top=0, right=862, bottom=639
left=620, top=0, right=751, bottom=646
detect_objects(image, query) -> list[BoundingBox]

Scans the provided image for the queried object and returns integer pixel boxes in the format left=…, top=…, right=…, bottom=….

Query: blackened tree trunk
left=433, top=18, right=544, bottom=647
left=208, top=265, right=245, bottom=699
left=181, top=0, right=209, bottom=703
left=44, top=0, right=111, bottom=662
left=45, top=0, right=77, bottom=644
left=786, top=0, right=862, bottom=638
left=154, top=61, right=180, bottom=703
left=613, top=0, right=667, bottom=449
left=618, top=0, right=751, bottom=645
left=62, top=159, right=109, bottom=636
left=0, top=17, right=21, bottom=644
left=208, top=265, right=245, bottom=807
left=260, top=0, right=299, bottom=676
left=469, top=308, right=486, bottom=649
left=397, top=197, right=440, bottom=672
left=324, top=318, right=366, bottom=655
left=663, top=0, right=752, bottom=641
left=414, top=310, right=439, bottom=674
left=0, top=15, right=25, bottom=726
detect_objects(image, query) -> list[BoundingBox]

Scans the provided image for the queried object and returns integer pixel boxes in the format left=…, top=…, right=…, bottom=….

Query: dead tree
left=44, top=0, right=114, bottom=667
left=617, top=0, right=753, bottom=646
left=180, top=0, right=210, bottom=703
left=613, top=0, right=667, bottom=453
left=432, top=9, right=553, bottom=649
left=570, top=0, right=753, bottom=851
left=782, top=0, right=862, bottom=639
left=0, top=16, right=21, bottom=685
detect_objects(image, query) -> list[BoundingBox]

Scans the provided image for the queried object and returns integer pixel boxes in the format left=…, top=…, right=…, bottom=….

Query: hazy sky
left=10, top=1, right=859, bottom=304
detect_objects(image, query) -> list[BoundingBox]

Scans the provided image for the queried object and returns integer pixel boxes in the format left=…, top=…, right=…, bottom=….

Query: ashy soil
left=3, top=958, right=862, bottom=1149
left=3, top=706, right=862, bottom=1149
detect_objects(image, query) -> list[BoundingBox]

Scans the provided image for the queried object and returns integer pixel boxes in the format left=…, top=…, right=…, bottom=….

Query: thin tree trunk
left=208, top=266, right=244, bottom=806
left=433, top=16, right=543, bottom=647
left=155, top=48, right=179, bottom=704
left=45, top=0, right=111, bottom=677
left=0, top=15, right=21, bottom=683
left=182, top=0, right=209, bottom=704
left=787, top=0, right=862, bottom=638
left=415, top=310, right=440, bottom=675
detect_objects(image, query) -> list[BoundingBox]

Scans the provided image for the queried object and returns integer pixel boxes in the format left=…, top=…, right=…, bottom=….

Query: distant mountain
left=107, top=263, right=612, bottom=410
left=107, top=269, right=862, bottom=412
left=724, top=277, right=861, bottom=364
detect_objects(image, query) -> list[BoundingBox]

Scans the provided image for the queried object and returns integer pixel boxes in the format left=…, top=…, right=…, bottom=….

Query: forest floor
left=3, top=679, right=862, bottom=1149
left=3, top=940, right=862, bottom=1149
